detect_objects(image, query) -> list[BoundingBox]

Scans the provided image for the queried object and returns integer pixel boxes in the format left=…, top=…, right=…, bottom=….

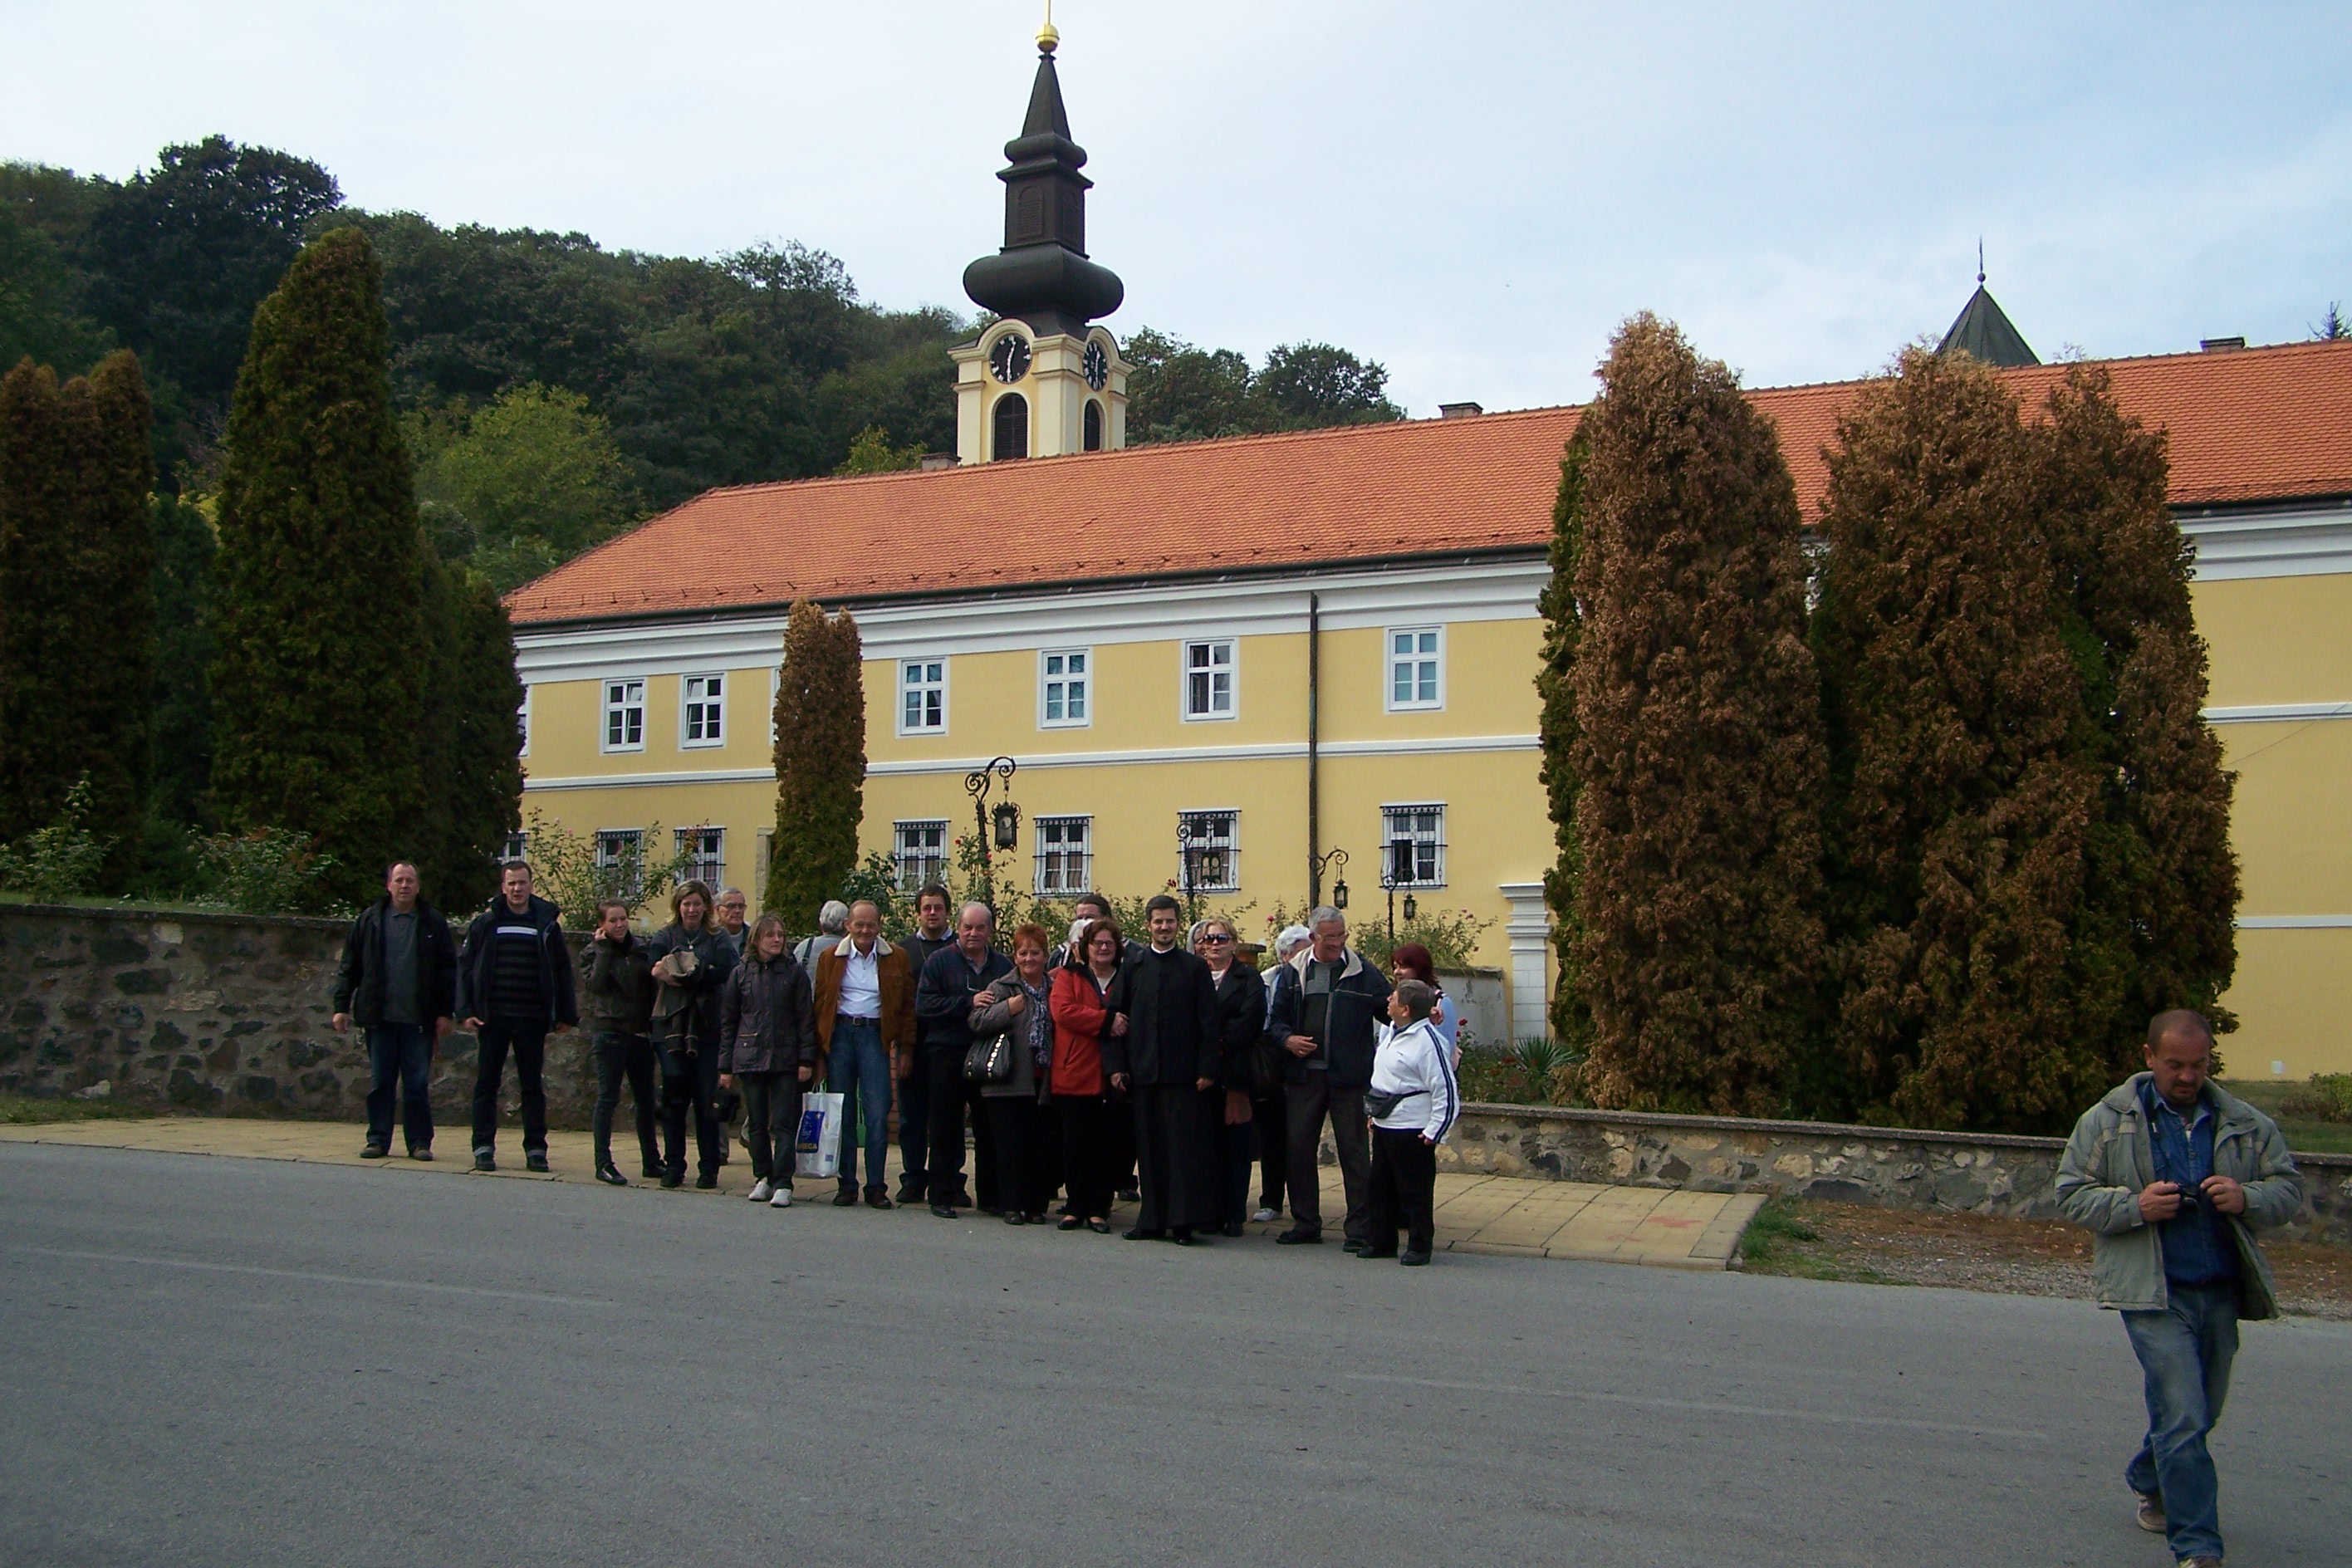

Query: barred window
left=595, top=829, right=644, bottom=901
left=1178, top=810, right=1239, bottom=894
left=1034, top=816, right=1092, bottom=894
left=894, top=820, right=948, bottom=892
left=676, top=826, right=724, bottom=890
left=1380, top=805, right=1445, bottom=889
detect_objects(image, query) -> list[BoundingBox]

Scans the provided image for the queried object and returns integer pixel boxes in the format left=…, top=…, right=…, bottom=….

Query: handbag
left=964, top=1031, right=1014, bottom=1085
left=1363, top=1087, right=1423, bottom=1120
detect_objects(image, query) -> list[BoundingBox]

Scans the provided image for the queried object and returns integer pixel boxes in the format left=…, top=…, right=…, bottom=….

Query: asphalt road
left=2, top=1142, right=2345, bottom=1567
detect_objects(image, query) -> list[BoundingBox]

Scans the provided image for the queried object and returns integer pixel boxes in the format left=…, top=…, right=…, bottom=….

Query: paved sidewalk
left=0, top=1117, right=1762, bottom=1268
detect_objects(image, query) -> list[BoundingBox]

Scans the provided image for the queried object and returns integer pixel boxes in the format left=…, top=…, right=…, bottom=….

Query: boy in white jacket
left=1361, top=978, right=1458, bottom=1265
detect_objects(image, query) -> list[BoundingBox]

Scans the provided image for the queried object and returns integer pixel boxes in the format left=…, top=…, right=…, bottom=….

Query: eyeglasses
left=1200, top=933, right=1232, bottom=944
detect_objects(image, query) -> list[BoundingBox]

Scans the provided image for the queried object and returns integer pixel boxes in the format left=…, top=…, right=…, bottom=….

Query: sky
left=5, top=2, right=2349, bottom=416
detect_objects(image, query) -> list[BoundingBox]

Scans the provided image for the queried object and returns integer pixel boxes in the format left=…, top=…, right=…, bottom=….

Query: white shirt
left=837, top=939, right=882, bottom=1019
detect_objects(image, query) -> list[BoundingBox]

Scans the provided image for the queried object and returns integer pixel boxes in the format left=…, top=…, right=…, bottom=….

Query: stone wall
left=1439, top=1102, right=2352, bottom=1247
left=0, top=903, right=602, bottom=1130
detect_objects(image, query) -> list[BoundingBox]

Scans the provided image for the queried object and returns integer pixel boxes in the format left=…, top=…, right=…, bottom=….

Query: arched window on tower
left=1084, top=399, right=1104, bottom=452
left=992, top=394, right=1029, bottom=461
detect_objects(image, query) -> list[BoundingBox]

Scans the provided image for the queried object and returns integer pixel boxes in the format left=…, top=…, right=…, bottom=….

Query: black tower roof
left=1938, top=275, right=2040, bottom=368
left=963, top=35, right=1124, bottom=337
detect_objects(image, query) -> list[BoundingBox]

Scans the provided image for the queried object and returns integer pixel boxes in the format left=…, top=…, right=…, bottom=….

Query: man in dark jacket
left=582, top=898, right=659, bottom=1186
left=914, top=901, right=1012, bottom=1219
left=457, top=861, right=577, bottom=1174
left=333, top=861, right=458, bottom=1161
left=894, top=884, right=956, bottom=1204
left=1266, top=906, right=1392, bottom=1250
left=644, top=880, right=738, bottom=1188
left=1105, top=895, right=1222, bottom=1244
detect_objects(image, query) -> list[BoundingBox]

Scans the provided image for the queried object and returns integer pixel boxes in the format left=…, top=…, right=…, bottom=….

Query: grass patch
left=0, top=1093, right=164, bottom=1125
left=1737, top=1198, right=1898, bottom=1284
left=2217, top=1080, right=2352, bottom=1157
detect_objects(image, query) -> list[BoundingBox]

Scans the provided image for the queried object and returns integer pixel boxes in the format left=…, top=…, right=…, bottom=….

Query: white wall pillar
left=1498, top=881, right=1552, bottom=1045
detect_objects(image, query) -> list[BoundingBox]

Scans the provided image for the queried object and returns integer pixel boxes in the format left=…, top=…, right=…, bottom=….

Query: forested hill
left=2, top=136, right=1405, bottom=590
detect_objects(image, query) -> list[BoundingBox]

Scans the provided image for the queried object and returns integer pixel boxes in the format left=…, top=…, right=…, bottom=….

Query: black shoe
left=1399, top=1249, right=1432, bottom=1267
left=360, top=1144, right=389, bottom=1159
left=978, top=1205, right=1004, bottom=1218
left=694, top=1171, right=718, bottom=1190
left=1222, top=1221, right=1246, bottom=1238
left=643, top=1163, right=664, bottom=1180
left=1087, top=1218, right=1111, bottom=1234
left=865, top=1189, right=894, bottom=1211
left=1004, top=1211, right=1027, bottom=1226
left=832, top=1188, right=859, bottom=1208
left=1124, top=1227, right=1165, bottom=1242
left=1359, top=1247, right=1399, bottom=1260
left=930, top=1203, right=958, bottom=1219
left=473, top=1152, right=496, bottom=1173
left=1057, top=1214, right=1084, bottom=1231
left=1275, top=1227, right=1322, bottom=1246
left=409, top=1147, right=434, bottom=1161
left=1341, top=1237, right=1369, bottom=1255
left=660, top=1170, right=684, bottom=1188
left=525, top=1152, right=551, bottom=1174
left=595, top=1164, right=627, bottom=1187
left=1118, top=1188, right=1141, bottom=1204
left=894, top=1182, right=927, bottom=1206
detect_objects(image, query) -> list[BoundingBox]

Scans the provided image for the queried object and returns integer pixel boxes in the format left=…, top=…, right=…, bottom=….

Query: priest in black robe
left=1105, top=894, right=1221, bottom=1243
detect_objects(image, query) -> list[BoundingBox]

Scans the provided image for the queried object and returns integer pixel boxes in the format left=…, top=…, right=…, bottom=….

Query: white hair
left=1274, top=924, right=1312, bottom=959
left=1307, top=904, right=1345, bottom=931
left=958, top=900, right=995, bottom=928
left=817, top=899, right=850, bottom=934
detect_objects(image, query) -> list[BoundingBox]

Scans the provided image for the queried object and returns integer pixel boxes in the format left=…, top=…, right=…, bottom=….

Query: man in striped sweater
left=458, top=862, right=577, bottom=1173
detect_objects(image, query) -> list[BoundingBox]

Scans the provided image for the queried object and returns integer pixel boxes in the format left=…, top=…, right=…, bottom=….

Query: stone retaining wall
left=1438, top=1103, right=2352, bottom=1247
left=0, top=903, right=601, bottom=1131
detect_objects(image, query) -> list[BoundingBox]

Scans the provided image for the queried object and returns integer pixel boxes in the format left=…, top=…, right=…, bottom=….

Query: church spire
left=963, top=21, right=1124, bottom=336
left=1936, top=247, right=2040, bottom=368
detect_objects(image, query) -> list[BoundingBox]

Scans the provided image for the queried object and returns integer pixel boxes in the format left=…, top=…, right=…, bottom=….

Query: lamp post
left=1382, top=837, right=1417, bottom=942
left=1310, top=846, right=1350, bottom=916
left=964, top=756, right=1017, bottom=922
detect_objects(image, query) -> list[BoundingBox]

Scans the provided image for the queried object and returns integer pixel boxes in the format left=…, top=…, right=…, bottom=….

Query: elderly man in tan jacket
left=811, top=899, right=917, bottom=1208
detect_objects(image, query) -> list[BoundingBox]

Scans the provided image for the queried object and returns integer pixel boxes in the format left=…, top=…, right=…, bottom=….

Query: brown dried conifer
left=1564, top=315, right=1827, bottom=1115
left=766, top=600, right=866, bottom=930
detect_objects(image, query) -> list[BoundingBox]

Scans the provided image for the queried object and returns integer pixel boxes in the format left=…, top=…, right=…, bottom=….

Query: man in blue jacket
left=1265, top=906, right=1392, bottom=1252
left=332, top=861, right=457, bottom=1160
left=914, top=901, right=1012, bottom=1219
left=456, top=861, right=577, bottom=1174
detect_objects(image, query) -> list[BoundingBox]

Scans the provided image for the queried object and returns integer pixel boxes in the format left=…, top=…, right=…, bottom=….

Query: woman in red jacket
left=1047, top=917, right=1123, bottom=1233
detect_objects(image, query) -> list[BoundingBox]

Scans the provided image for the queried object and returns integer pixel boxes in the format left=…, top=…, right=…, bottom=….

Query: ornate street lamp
left=964, top=756, right=1017, bottom=920
left=1311, top=846, right=1349, bottom=914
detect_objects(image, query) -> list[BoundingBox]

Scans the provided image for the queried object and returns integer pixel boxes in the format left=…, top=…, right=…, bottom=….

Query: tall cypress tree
left=1815, top=348, right=2107, bottom=1132
left=148, top=492, right=216, bottom=832
left=0, top=350, right=155, bottom=880
left=209, top=228, right=428, bottom=908
left=433, top=562, right=525, bottom=917
left=766, top=600, right=866, bottom=930
left=1537, top=426, right=1594, bottom=1053
left=2032, top=365, right=2239, bottom=1063
left=1561, top=315, right=1826, bottom=1115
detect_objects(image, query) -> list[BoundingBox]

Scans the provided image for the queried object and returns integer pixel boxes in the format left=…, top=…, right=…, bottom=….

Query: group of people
left=331, top=860, right=1461, bottom=1262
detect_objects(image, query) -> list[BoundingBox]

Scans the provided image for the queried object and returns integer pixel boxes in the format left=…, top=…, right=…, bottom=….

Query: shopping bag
left=795, top=1091, right=843, bottom=1180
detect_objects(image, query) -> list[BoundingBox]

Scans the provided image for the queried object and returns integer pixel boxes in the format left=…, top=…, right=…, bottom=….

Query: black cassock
left=1105, top=945, right=1221, bottom=1232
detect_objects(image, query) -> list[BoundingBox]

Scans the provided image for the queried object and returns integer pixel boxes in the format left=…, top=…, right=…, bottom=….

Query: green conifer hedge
left=766, top=600, right=866, bottom=933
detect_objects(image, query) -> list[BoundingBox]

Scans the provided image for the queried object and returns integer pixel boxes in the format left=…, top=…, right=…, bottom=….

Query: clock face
left=1082, top=340, right=1109, bottom=391
left=988, top=332, right=1031, bottom=384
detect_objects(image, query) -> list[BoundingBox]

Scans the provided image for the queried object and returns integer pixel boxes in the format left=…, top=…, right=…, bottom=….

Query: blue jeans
left=365, top=1024, right=432, bottom=1152
left=827, top=1020, right=892, bottom=1192
left=2124, top=1280, right=2239, bottom=1561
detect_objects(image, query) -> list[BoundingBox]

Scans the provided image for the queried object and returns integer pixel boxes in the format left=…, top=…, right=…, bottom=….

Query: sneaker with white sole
left=2134, top=1492, right=2165, bottom=1534
left=769, top=1185, right=793, bottom=1208
left=748, top=1178, right=774, bottom=1203
left=1250, top=1206, right=1279, bottom=1223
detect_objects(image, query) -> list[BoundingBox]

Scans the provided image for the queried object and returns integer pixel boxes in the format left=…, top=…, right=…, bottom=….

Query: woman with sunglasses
left=1194, top=917, right=1268, bottom=1237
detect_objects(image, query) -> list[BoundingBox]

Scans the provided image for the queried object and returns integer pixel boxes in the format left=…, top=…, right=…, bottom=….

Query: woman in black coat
left=1197, top=917, right=1269, bottom=1237
left=720, top=914, right=816, bottom=1208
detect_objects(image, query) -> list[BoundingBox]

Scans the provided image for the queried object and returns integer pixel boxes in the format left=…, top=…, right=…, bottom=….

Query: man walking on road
left=332, top=861, right=457, bottom=1161
left=457, top=861, right=577, bottom=1174
left=2056, top=1008, right=2303, bottom=1568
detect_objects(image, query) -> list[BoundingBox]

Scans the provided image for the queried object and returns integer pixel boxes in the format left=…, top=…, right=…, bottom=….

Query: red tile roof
left=507, top=340, right=2352, bottom=626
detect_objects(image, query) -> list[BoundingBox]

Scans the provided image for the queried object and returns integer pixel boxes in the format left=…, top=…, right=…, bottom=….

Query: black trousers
left=984, top=1095, right=1047, bottom=1216
left=471, top=1020, right=549, bottom=1156
left=591, top=1031, right=659, bottom=1172
left=1252, top=1090, right=1286, bottom=1209
left=924, top=1048, right=998, bottom=1207
left=738, top=1071, right=802, bottom=1184
left=657, top=1040, right=722, bottom=1178
left=896, top=1049, right=931, bottom=1194
left=1131, top=1082, right=1218, bottom=1233
left=1106, top=1085, right=1138, bottom=1194
left=1284, top=1076, right=1370, bottom=1240
left=1054, top=1093, right=1114, bottom=1219
left=1366, top=1125, right=1437, bottom=1256
left=1220, top=1104, right=1260, bottom=1226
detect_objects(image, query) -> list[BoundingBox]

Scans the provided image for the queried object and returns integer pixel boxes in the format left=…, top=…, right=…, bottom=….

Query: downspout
left=1306, top=591, right=1321, bottom=904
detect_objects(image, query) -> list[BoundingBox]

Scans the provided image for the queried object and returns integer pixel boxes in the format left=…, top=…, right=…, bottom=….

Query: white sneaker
left=747, top=1178, right=774, bottom=1203
left=769, top=1185, right=793, bottom=1208
left=1251, top=1206, right=1279, bottom=1223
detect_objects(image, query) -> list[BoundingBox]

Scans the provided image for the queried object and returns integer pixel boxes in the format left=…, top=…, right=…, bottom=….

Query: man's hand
left=332, top=1012, right=351, bottom=1034
left=893, top=1051, right=909, bottom=1081
left=434, top=1017, right=453, bottom=1041
left=1284, top=1034, right=1316, bottom=1057
left=462, top=1017, right=485, bottom=1032
left=1420, top=1132, right=1437, bottom=1147
left=797, top=1065, right=813, bottom=1084
left=1195, top=1076, right=1214, bottom=1092
left=551, top=1022, right=571, bottom=1036
left=1110, top=1072, right=1129, bottom=1091
left=2201, top=1174, right=2247, bottom=1216
left=2139, top=1181, right=2184, bottom=1223
left=1110, top=1014, right=1129, bottom=1037
left=719, top=1072, right=736, bottom=1090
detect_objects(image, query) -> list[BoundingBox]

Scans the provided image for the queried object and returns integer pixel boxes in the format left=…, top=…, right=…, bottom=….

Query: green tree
left=765, top=600, right=865, bottom=932
left=1814, top=348, right=2106, bottom=1133
left=1125, top=327, right=1407, bottom=443
left=146, top=492, right=214, bottom=831
left=408, top=382, right=637, bottom=592
left=0, top=350, right=156, bottom=883
left=1559, top=316, right=1827, bottom=1116
left=1255, top=341, right=1404, bottom=426
left=1537, top=425, right=1594, bottom=1052
left=208, top=227, right=429, bottom=910
left=0, top=201, right=110, bottom=376
left=832, top=423, right=924, bottom=475
left=2031, top=365, right=2239, bottom=1067
left=414, top=552, right=524, bottom=914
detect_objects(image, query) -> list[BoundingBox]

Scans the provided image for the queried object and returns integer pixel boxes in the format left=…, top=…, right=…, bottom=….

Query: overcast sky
left=7, top=2, right=2349, bottom=414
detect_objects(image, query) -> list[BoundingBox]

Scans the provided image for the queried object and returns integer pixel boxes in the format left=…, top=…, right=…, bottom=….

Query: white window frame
left=1033, top=815, right=1093, bottom=894
left=1384, top=625, right=1445, bottom=712
left=1039, top=648, right=1091, bottom=729
left=1379, top=804, right=1447, bottom=889
left=680, top=672, right=727, bottom=749
left=502, top=831, right=528, bottom=865
left=1181, top=639, right=1237, bottom=722
left=1177, top=808, right=1240, bottom=894
left=899, top=657, right=948, bottom=736
left=601, top=677, right=646, bottom=754
left=769, top=667, right=782, bottom=745
left=517, top=684, right=532, bottom=757
left=676, top=826, right=724, bottom=889
left=893, top=820, right=948, bottom=892
left=595, top=828, right=645, bottom=901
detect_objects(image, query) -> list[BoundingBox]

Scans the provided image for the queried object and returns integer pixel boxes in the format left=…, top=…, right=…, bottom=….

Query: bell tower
left=952, top=17, right=1129, bottom=463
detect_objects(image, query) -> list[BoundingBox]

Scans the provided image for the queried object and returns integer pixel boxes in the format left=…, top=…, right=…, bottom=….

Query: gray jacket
left=969, top=972, right=1051, bottom=1100
left=2054, top=1073, right=2302, bottom=1319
